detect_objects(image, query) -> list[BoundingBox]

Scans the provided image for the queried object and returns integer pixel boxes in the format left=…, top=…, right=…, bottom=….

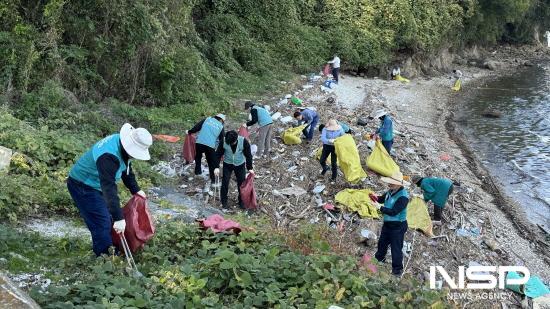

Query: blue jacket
left=253, top=106, right=273, bottom=127
left=420, top=177, right=453, bottom=208
left=197, top=117, right=224, bottom=149
left=321, top=128, right=345, bottom=145
left=301, top=109, right=318, bottom=124
left=223, top=136, right=245, bottom=166
left=383, top=188, right=409, bottom=222
left=69, top=134, right=127, bottom=191
left=377, top=116, right=393, bottom=141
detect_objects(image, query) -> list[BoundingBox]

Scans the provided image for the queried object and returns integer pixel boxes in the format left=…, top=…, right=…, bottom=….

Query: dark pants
left=220, top=163, right=246, bottom=209
left=319, top=144, right=338, bottom=180
left=302, top=117, right=319, bottom=141
left=67, top=177, right=113, bottom=256
left=332, top=67, right=340, bottom=83
left=382, top=139, right=393, bottom=154
left=195, top=143, right=217, bottom=182
left=433, top=184, right=454, bottom=221
left=375, top=221, right=408, bottom=275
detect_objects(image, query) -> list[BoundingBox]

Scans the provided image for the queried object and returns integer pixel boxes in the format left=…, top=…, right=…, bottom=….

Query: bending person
left=411, top=176, right=454, bottom=224
left=67, top=123, right=152, bottom=256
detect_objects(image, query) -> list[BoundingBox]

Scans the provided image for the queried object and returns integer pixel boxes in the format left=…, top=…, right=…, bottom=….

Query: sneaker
left=253, top=155, right=261, bottom=160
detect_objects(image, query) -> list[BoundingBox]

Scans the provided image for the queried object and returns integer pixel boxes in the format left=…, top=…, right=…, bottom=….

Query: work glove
left=136, top=190, right=146, bottom=198
left=241, top=123, right=247, bottom=128
left=214, top=168, right=220, bottom=176
left=329, top=139, right=335, bottom=143
left=369, top=193, right=379, bottom=203
left=113, top=219, right=126, bottom=233
left=373, top=203, right=382, bottom=210
left=185, top=130, right=189, bottom=135
left=248, top=169, right=255, bottom=176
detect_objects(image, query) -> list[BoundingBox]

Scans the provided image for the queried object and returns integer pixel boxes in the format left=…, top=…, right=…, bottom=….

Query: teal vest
left=69, top=134, right=128, bottom=191
left=338, top=121, right=350, bottom=133
left=223, top=136, right=245, bottom=166
left=383, top=188, right=409, bottom=222
left=379, top=116, right=394, bottom=141
left=421, top=177, right=453, bottom=207
left=253, top=106, right=273, bottom=127
left=197, top=117, right=223, bottom=149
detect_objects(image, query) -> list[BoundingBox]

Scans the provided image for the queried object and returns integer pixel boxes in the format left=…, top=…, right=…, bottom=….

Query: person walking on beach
left=411, top=176, right=454, bottom=224
left=294, top=108, right=319, bottom=142
left=214, top=130, right=254, bottom=210
left=319, top=119, right=345, bottom=182
left=67, top=123, right=152, bottom=256
left=369, top=172, right=410, bottom=276
left=327, top=54, right=341, bottom=83
left=372, top=110, right=394, bottom=154
left=188, top=114, right=225, bottom=191
left=244, top=101, right=273, bottom=159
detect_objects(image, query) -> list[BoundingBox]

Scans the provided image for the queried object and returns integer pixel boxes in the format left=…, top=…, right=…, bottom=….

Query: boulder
left=0, top=274, right=40, bottom=309
left=483, top=60, right=502, bottom=70
left=481, top=110, right=502, bottom=118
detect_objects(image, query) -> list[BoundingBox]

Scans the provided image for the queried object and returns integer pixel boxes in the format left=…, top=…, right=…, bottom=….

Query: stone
left=0, top=275, right=40, bottom=309
left=483, top=60, right=502, bottom=70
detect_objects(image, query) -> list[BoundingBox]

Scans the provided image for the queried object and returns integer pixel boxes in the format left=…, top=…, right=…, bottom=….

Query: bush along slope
left=16, top=221, right=449, bottom=308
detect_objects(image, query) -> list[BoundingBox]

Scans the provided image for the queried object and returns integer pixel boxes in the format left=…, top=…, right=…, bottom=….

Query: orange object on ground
left=153, top=134, right=180, bottom=143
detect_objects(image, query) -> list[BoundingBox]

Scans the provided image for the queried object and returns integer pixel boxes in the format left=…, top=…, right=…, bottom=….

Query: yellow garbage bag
left=452, top=79, right=461, bottom=91
left=334, top=134, right=367, bottom=183
left=395, top=75, right=410, bottom=83
left=315, top=147, right=339, bottom=166
left=365, top=139, right=400, bottom=177
left=282, top=125, right=307, bottom=145
left=407, top=197, right=434, bottom=237
left=335, top=188, right=380, bottom=219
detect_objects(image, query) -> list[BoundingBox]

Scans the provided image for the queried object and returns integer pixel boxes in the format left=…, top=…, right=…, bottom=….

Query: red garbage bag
left=323, top=64, right=331, bottom=76
left=197, top=214, right=241, bottom=234
left=182, top=134, right=196, bottom=164
left=112, top=195, right=155, bottom=253
left=240, top=173, right=257, bottom=210
left=238, top=126, right=250, bottom=140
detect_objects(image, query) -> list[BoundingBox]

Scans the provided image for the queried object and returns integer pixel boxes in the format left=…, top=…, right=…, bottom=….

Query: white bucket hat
left=216, top=114, right=226, bottom=121
left=380, top=172, right=410, bottom=187
left=120, top=123, right=153, bottom=161
left=372, top=109, right=388, bottom=119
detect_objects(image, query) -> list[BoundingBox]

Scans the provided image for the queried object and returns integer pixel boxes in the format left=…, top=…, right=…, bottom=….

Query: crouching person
left=67, top=123, right=152, bottom=256
left=411, top=176, right=454, bottom=224
left=369, top=172, right=410, bottom=276
left=215, top=131, right=254, bottom=210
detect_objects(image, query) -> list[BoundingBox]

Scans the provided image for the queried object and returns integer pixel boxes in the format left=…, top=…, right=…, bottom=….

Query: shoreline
left=445, top=78, right=549, bottom=257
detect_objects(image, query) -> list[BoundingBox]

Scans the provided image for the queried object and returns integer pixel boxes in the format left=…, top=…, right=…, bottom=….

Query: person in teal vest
left=214, top=131, right=254, bottom=210
left=371, top=109, right=394, bottom=154
left=244, top=101, right=273, bottom=158
left=67, top=123, right=152, bottom=256
left=369, top=172, right=410, bottom=276
left=411, top=176, right=454, bottom=223
left=188, top=114, right=225, bottom=190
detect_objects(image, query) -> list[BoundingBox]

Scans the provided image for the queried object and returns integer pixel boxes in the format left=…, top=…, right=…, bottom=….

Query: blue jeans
left=67, top=177, right=113, bottom=256
left=375, top=221, right=408, bottom=275
left=332, top=67, right=340, bottom=83
left=303, top=117, right=319, bottom=141
left=382, top=139, right=393, bottom=154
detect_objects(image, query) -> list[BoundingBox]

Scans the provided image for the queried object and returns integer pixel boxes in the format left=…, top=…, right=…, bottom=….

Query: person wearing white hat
left=188, top=114, right=226, bottom=189
left=371, top=109, right=394, bottom=154
left=369, top=172, right=410, bottom=276
left=68, top=123, right=152, bottom=256
left=319, top=119, right=345, bottom=181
